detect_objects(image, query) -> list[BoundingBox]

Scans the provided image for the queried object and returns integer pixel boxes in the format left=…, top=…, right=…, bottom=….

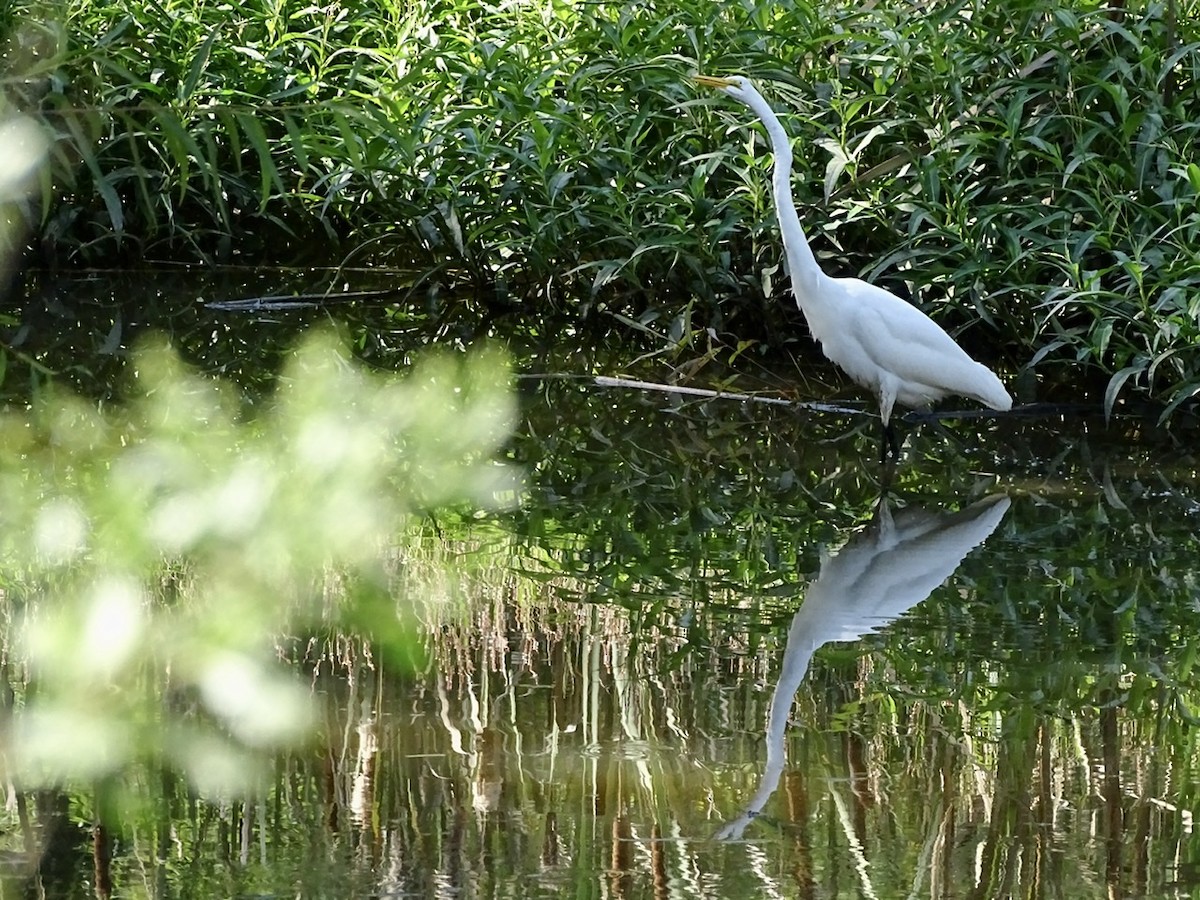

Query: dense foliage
left=3, top=0, right=1200, bottom=412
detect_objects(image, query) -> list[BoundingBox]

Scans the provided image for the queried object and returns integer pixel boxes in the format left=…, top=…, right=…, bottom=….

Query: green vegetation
left=0, top=332, right=515, bottom=793
left=3, top=0, right=1200, bottom=413
left=4, top=2, right=1200, bottom=888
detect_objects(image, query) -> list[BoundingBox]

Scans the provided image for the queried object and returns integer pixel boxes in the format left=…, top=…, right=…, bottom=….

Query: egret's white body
left=695, top=75, right=1012, bottom=454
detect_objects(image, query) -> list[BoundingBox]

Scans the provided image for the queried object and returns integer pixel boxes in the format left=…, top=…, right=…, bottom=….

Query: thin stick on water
left=593, top=375, right=863, bottom=415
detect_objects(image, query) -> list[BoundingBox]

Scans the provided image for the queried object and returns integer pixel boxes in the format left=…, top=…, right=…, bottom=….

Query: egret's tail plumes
left=950, top=362, right=1008, bottom=415
left=971, top=365, right=1014, bottom=412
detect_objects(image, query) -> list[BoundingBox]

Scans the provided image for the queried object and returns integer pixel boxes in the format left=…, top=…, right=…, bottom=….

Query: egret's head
left=693, top=73, right=758, bottom=104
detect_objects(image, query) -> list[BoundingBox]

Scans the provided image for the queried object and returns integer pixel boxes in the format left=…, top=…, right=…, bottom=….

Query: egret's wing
left=845, top=495, right=1010, bottom=622
left=795, top=494, right=1010, bottom=642
left=840, top=280, right=987, bottom=395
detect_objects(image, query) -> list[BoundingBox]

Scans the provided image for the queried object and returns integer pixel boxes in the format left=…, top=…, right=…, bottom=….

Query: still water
left=3, top=275, right=1200, bottom=899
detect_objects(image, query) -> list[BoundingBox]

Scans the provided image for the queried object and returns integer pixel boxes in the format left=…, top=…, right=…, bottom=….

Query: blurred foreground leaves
left=0, top=331, right=516, bottom=794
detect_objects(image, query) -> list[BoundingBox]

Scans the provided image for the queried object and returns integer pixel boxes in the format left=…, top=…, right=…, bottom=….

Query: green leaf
left=181, top=30, right=220, bottom=102
left=283, top=113, right=311, bottom=173
left=236, top=112, right=285, bottom=208
left=1158, top=380, right=1200, bottom=424
left=76, top=140, right=125, bottom=233
left=1187, top=163, right=1200, bottom=195
left=1103, top=365, right=1143, bottom=421
left=817, top=137, right=848, bottom=203
left=151, top=105, right=203, bottom=202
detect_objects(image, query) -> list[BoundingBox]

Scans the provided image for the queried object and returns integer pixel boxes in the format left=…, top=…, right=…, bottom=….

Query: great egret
left=694, top=74, right=1013, bottom=458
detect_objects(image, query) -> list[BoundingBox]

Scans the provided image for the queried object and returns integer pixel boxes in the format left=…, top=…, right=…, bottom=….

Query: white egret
left=694, top=74, right=1012, bottom=458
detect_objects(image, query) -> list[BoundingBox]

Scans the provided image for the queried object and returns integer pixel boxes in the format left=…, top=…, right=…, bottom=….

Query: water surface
left=3, top=274, right=1199, bottom=899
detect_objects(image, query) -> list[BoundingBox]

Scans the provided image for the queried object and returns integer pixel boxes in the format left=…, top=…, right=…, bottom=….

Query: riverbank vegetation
left=3, top=0, right=1200, bottom=414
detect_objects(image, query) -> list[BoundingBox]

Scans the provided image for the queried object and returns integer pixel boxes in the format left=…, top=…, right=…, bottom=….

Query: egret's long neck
left=740, top=92, right=825, bottom=300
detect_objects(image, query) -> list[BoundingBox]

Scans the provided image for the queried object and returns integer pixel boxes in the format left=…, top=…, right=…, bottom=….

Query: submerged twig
left=206, top=289, right=407, bottom=312
left=593, top=375, right=862, bottom=415
left=594, top=375, right=792, bottom=405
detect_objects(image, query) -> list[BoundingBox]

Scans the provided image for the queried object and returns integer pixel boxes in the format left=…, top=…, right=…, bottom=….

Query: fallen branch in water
left=206, top=289, right=406, bottom=311
left=592, top=377, right=1099, bottom=421
left=593, top=375, right=862, bottom=415
left=594, top=375, right=791, bottom=405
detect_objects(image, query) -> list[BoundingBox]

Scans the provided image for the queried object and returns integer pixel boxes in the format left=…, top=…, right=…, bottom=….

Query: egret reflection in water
left=716, top=493, right=1011, bottom=840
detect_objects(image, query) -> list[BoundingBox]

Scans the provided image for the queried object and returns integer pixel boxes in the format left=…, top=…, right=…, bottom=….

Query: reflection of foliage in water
left=0, top=330, right=515, bottom=794
left=216, top=490, right=1200, bottom=900
left=2, top=284, right=1200, bottom=893
left=382, top=482, right=1200, bottom=898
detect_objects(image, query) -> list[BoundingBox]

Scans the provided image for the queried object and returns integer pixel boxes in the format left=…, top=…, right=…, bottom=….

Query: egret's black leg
left=881, top=420, right=900, bottom=463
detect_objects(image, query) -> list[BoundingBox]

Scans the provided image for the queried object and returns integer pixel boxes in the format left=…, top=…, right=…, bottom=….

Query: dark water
left=3, top=274, right=1200, bottom=899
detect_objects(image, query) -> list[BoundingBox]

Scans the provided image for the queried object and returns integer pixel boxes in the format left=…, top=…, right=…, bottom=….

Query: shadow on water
left=3, top=274, right=1200, bottom=898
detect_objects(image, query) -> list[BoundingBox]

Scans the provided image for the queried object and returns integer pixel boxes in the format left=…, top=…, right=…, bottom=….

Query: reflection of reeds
left=287, top=532, right=1200, bottom=898
left=6, top=512, right=1195, bottom=896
